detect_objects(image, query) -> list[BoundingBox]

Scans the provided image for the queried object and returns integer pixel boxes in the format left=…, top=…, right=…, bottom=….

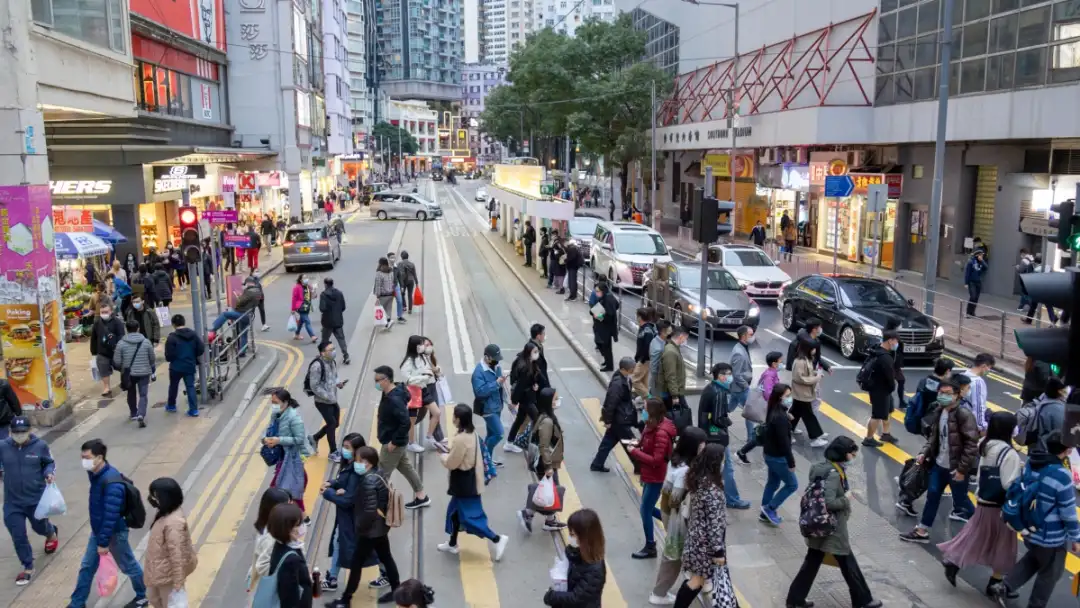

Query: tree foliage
left=479, top=14, right=672, bottom=177
left=372, top=121, right=419, bottom=156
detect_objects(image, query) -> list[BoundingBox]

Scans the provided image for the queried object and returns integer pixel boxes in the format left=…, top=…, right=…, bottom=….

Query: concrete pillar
left=287, top=172, right=301, bottom=221
left=1, top=0, right=49, bottom=188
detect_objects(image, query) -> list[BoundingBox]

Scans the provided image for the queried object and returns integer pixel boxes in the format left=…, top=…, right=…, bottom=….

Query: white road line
left=448, top=186, right=490, bottom=231
left=558, top=367, right=588, bottom=372
left=434, top=222, right=467, bottom=374
left=432, top=190, right=475, bottom=372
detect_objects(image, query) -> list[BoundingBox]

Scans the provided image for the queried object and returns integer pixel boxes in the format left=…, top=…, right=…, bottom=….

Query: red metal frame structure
left=659, top=10, right=877, bottom=127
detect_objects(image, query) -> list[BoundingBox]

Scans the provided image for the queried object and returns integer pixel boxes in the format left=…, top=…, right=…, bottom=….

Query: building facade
left=482, top=0, right=509, bottom=63
left=389, top=99, right=441, bottom=171
left=461, top=63, right=508, bottom=162
left=374, top=0, right=465, bottom=100
left=628, top=0, right=1080, bottom=299
left=530, top=0, right=616, bottom=37
left=324, top=0, right=354, bottom=159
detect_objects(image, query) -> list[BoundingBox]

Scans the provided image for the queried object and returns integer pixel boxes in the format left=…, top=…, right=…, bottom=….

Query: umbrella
left=92, top=220, right=127, bottom=244
left=55, top=233, right=112, bottom=260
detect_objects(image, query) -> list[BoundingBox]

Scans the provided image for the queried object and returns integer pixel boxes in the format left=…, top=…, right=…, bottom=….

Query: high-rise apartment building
left=325, top=0, right=353, bottom=156
left=481, top=0, right=509, bottom=64
left=531, top=0, right=616, bottom=38
left=374, top=0, right=465, bottom=100
left=461, top=63, right=508, bottom=161
left=346, top=0, right=379, bottom=148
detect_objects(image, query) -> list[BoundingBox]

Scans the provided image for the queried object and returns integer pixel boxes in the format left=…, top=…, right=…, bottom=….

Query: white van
left=590, top=222, right=672, bottom=288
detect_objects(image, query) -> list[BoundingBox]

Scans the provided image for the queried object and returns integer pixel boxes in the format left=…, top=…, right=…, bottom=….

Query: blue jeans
left=762, top=455, right=799, bottom=510
left=483, top=412, right=504, bottom=454
left=729, top=391, right=756, bottom=440
left=70, top=528, right=146, bottom=607
left=920, top=464, right=975, bottom=529
left=640, top=482, right=664, bottom=545
left=294, top=312, right=315, bottom=338
left=212, top=309, right=249, bottom=353
left=394, top=286, right=404, bottom=318
left=4, top=502, right=55, bottom=569
left=723, top=446, right=742, bottom=503
left=167, top=370, right=198, bottom=413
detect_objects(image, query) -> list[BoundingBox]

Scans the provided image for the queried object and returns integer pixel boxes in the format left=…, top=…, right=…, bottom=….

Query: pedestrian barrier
left=205, top=309, right=258, bottom=401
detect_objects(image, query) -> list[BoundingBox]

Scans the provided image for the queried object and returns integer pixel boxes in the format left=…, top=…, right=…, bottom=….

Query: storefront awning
left=47, top=145, right=277, bottom=166
left=55, top=233, right=112, bottom=260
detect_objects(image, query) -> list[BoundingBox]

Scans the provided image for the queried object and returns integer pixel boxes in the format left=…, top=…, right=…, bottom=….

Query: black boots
left=631, top=542, right=657, bottom=559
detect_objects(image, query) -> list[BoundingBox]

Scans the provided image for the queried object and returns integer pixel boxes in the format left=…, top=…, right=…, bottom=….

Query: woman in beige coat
left=790, top=338, right=829, bottom=448
left=142, top=478, right=197, bottom=608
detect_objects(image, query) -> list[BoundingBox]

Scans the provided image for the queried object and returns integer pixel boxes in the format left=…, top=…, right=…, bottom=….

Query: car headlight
left=749, top=305, right=760, bottom=317
left=737, top=279, right=752, bottom=287
left=934, top=326, right=945, bottom=339
left=780, top=280, right=791, bottom=289
left=688, top=304, right=713, bottom=317
left=862, top=324, right=883, bottom=337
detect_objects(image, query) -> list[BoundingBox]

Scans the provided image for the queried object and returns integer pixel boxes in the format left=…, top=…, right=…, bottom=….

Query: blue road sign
left=824, top=175, right=854, bottom=198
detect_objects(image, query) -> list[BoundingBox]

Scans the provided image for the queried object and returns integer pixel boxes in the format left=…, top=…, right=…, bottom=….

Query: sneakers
left=542, top=519, right=567, bottom=532
left=321, top=575, right=339, bottom=591
left=342, top=356, right=350, bottom=365
left=261, top=325, right=270, bottom=332
left=44, top=527, right=58, bottom=554
left=735, top=450, right=750, bottom=465
left=427, top=437, right=448, bottom=451
left=759, top=506, right=783, bottom=526
left=899, top=528, right=930, bottom=544
left=590, top=465, right=611, bottom=473
left=124, top=599, right=149, bottom=608
left=631, top=543, right=657, bottom=559
left=792, top=428, right=803, bottom=435
left=137, top=417, right=147, bottom=429
left=491, top=534, right=509, bottom=561
left=879, top=433, right=899, bottom=444
left=436, top=542, right=460, bottom=555
left=406, top=442, right=425, bottom=453
left=15, top=571, right=32, bottom=586
left=861, top=437, right=883, bottom=448
left=895, top=501, right=919, bottom=517
left=328, top=451, right=342, bottom=463
left=809, top=437, right=829, bottom=448
left=368, top=576, right=390, bottom=588
left=726, top=499, right=751, bottom=510
left=948, top=510, right=972, bottom=523
left=518, top=509, right=533, bottom=534
left=503, top=442, right=523, bottom=453
left=405, top=496, right=431, bottom=510
left=648, top=593, right=676, bottom=605
left=186, top=409, right=200, bottom=418
left=164, top=406, right=177, bottom=413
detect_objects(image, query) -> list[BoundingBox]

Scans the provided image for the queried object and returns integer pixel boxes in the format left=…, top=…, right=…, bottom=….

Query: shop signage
left=782, top=164, right=810, bottom=192
left=153, top=179, right=189, bottom=193
left=849, top=173, right=903, bottom=197
left=221, top=175, right=237, bottom=193
left=824, top=175, right=854, bottom=198
left=223, top=233, right=252, bottom=248
left=238, top=173, right=258, bottom=192
left=205, top=210, right=239, bottom=224
left=200, top=83, right=213, bottom=120
left=700, top=153, right=755, bottom=179
left=256, top=172, right=281, bottom=187
left=49, top=181, right=112, bottom=197
left=810, top=160, right=848, bottom=186
left=1019, top=216, right=1054, bottom=237
left=151, top=165, right=206, bottom=180
left=705, top=126, right=752, bottom=142
left=51, top=208, right=94, bottom=233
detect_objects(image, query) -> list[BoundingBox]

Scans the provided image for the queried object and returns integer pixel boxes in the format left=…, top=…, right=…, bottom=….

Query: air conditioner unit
left=879, top=146, right=900, bottom=165
left=848, top=150, right=867, bottom=168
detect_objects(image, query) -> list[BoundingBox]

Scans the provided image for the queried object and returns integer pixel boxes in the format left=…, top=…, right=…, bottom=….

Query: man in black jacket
left=785, top=318, right=833, bottom=374
left=89, top=302, right=126, bottom=397
left=590, top=358, right=637, bottom=472
left=862, top=330, right=899, bottom=447
left=591, top=281, right=619, bottom=371
left=632, top=308, right=657, bottom=398
left=319, top=278, right=350, bottom=365
left=538, top=228, right=550, bottom=279
left=564, top=242, right=583, bottom=301
left=373, top=366, right=429, bottom=509
left=526, top=323, right=549, bottom=388
left=522, top=220, right=536, bottom=268
left=698, top=362, right=750, bottom=509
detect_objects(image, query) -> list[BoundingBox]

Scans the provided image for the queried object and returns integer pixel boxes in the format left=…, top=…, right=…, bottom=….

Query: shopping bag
left=90, top=359, right=101, bottom=383
left=742, top=383, right=767, bottom=423
left=435, top=377, right=453, bottom=405
left=413, top=285, right=425, bottom=306
left=373, top=305, right=388, bottom=327
left=167, top=588, right=189, bottom=608
left=533, top=477, right=558, bottom=510
left=96, top=553, right=119, bottom=597
left=34, top=483, right=67, bottom=520
left=286, top=313, right=299, bottom=333
left=1069, top=449, right=1080, bottom=490
left=550, top=556, right=569, bottom=592
left=155, top=306, right=172, bottom=327
left=407, top=385, right=423, bottom=410
left=709, top=565, right=739, bottom=608
left=898, top=458, right=929, bottom=501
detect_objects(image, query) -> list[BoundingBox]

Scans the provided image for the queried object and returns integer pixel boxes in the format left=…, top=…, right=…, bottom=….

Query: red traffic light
left=179, top=208, right=198, bottom=226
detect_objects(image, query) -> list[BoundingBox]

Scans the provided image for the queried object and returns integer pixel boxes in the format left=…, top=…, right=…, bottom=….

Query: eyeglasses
left=374, top=376, right=388, bottom=383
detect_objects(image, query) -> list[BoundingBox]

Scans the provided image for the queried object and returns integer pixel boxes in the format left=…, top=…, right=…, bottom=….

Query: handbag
left=260, top=418, right=284, bottom=466
left=435, top=377, right=453, bottom=405
left=710, top=564, right=739, bottom=608
left=669, top=405, right=693, bottom=432
left=742, top=378, right=767, bottom=423
left=119, top=341, right=144, bottom=392
left=252, top=550, right=300, bottom=608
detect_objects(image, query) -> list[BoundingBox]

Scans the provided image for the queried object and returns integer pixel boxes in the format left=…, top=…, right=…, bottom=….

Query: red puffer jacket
left=630, top=418, right=676, bottom=483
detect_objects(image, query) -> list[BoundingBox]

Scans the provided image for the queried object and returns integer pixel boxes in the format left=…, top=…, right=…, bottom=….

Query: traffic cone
left=413, top=285, right=425, bottom=306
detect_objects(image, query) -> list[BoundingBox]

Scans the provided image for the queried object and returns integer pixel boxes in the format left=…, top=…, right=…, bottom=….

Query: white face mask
left=100, top=313, right=112, bottom=321
left=271, top=403, right=282, bottom=414
left=81, top=458, right=96, bottom=471
left=567, top=535, right=578, bottom=548
left=531, top=351, right=540, bottom=361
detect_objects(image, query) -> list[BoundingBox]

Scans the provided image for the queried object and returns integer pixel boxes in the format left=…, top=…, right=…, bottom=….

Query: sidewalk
left=657, top=224, right=1033, bottom=377
left=61, top=247, right=284, bottom=414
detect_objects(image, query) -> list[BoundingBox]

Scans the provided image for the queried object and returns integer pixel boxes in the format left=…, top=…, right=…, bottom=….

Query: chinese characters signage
left=52, top=209, right=93, bottom=233
left=809, top=159, right=848, bottom=186
left=700, top=153, right=755, bottom=179
left=849, top=173, right=903, bottom=197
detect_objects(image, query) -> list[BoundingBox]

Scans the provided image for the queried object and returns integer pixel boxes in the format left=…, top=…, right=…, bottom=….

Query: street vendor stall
left=55, top=233, right=113, bottom=342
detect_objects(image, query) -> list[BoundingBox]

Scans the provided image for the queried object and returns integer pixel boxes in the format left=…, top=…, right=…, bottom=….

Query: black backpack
left=856, top=354, right=879, bottom=391
left=107, top=474, right=147, bottom=529
left=303, top=359, right=325, bottom=397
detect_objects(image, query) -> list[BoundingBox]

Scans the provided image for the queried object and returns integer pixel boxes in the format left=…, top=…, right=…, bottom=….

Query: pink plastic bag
left=96, top=553, right=119, bottom=597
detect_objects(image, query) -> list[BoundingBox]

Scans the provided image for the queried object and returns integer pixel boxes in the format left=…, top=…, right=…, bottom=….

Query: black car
left=777, top=274, right=945, bottom=360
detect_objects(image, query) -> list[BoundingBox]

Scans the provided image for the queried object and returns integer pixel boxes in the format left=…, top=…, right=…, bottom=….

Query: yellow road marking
left=815, top=401, right=1080, bottom=575
left=555, top=468, right=628, bottom=607
left=445, top=422, right=501, bottom=607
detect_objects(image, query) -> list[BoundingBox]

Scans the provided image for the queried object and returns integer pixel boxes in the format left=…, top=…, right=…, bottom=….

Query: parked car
left=696, top=244, right=791, bottom=302
left=643, top=262, right=760, bottom=333
left=371, top=192, right=443, bottom=220
left=590, top=221, right=672, bottom=288
left=566, top=215, right=601, bottom=263
left=283, top=222, right=341, bottom=272
left=475, top=186, right=488, bottom=201
left=778, top=274, right=945, bottom=360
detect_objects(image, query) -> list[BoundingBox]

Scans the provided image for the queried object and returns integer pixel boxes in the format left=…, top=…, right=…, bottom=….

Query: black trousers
left=525, top=243, right=534, bottom=266
left=255, top=300, right=266, bottom=325
left=1005, top=542, right=1067, bottom=608
left=540, top=252, right=548, bottom=277
left=321, top=326, right=349, bottom=358
left=789, top=399, right=824, bottom=439
left=596, top=335, right=613, bottom=369
left=341, top=535, right=400, bottom=602
left=402, top=284, right=414, bottom=313
left=312, top=402, right=340, bottom=453
left=591, top=423, right=633, bottom=469
left=966, top=282, right=981, bottom=316
left=567, top=268, right=579, bottom=299
left=507, top=402, right=538, bottom=442
left=787, top=548, right=873, bottom=607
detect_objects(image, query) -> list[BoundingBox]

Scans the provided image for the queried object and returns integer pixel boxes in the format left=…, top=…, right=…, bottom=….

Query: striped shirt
left=1025, top=460, right=1080, bottom=548
left=961, top=370, right=989, bottom=432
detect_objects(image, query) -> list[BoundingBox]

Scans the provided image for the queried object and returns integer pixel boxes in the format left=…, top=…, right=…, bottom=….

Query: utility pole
left=698, top=166, right=714, bottom=377
left=923, top=0, right=955, bottom=317
left=565, top=135, right=571, bottom=191
left=188, top=262, right=209, bottom=402
left=729, top=6, right=739, bottom=237
left=650, top=80, right=657, bottom=220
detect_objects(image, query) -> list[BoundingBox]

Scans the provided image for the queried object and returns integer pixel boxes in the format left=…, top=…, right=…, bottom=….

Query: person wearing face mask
left=543, top=508, right=607, bottom=607
left=759, top=383, right=798, bottom=526
left=124, top=295, right=161, bottom=345
left=319, top=278, right=350, bottom=365
left=0, top=417, right=58, bottom=586
left=329, top=446, right=403, bottom=606
left=960, top=352, right=994, bottom=435
left=861, top=330, right=899, bottom=448
left=69, top=438, right=148, bottom=608
left=114, top=319, right=157, bottom=428
left=506, top=342, right=543, bottom=454
left=518, top=388, right=567, bottom=534
left=142, top=477, right=197, bottom=608
left=785, top=318, right=833, bottom=377
left=374, top=366, right=430, bottom=509
left=648, top=320, right=672, bottom=398
left=736, top=351, right=784, bottom=464
left=387, top=252, right=407, bottom=323
left=264, top=389, right=312, bottom=513
left=255, top=502, right=313, bottom=608
left=899, top=379, right=978, bottom=543
left=698, top=362, right=750, bottom=511
left=400, top=336, right=443, bottom=454
left=632, top=308, right=657, bottom=398
left=728, top=325, right=755, bottom=439
left=658, top=327, right=689, bottom=420
left=374, top=258, right=397, bottom=331
left=648, top=426, right=707, bottom=604
left=321, top=434, right=373, bottom=592
left=590, top=358, right=637, bottom=473
left=248, top=488, right=292, bottom=593
left=291, top=274, right=318, bottom=342
left=309, top=341, right=347, bottom=462
left=437, top=404, right=510, bottom=561
left=472, top=345, right=509, bottom=460
left=786, top=437, right=881, bottom=608
left=628, top=398, right=676, bottom=559
left=90, top=302, right=126, bottom=398
left=790, top=339, right=829, bottom=448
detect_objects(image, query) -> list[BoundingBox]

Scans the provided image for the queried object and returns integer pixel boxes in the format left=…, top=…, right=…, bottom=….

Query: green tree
left=479, top=15, right=671, bottom=204
left=372, top=121, right=419, bottom=156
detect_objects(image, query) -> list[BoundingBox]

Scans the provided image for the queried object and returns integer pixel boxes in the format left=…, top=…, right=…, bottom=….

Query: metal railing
left=204, top=309, right=259, bottom=401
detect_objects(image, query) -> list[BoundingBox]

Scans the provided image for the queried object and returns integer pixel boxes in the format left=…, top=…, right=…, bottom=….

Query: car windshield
left=724, top=249, right=774, bottom=267
left=614, top=232, right=667, bottom=255
left=678, top=268, right=741, bottom=290
left=286, top=228, right=325, bottom=243
left=568, top=218, right=599, bottom=237
left=838, top=280, right=908, bottom=307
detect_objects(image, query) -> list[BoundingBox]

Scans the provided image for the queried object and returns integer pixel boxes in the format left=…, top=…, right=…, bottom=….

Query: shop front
left=340, top=154, right=370, bottom=187
left=700, top=152, right=763, bottom=236
left=815, top=172, right=903, bottom=270
left=442, top=156, right=476, bottom=173
left=756, top=163, right=810, bottom=240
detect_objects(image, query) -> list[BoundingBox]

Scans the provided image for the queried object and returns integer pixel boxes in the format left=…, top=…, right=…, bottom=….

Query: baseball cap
left=10, top=417, right=30, bottom=433
left=483, top=344, right=503, bottom=362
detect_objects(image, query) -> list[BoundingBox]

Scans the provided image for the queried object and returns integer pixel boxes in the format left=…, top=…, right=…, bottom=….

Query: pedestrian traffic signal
left=179, top=207, right=201, bottom=264
left=692, top=196, right=718, bottom=244
left=1015, top=268, right=1080, bottom=383
left=1048, top=200, right=1080, bottom=251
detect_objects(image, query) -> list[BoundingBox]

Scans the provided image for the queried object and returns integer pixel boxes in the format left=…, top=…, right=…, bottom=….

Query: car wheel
left=376, top=210, right=388, bottom=220
left=840, top=326, right=858, bottom=360
left=417, top=211, right=427, bottom=221
left=782, top=302, right=797, bottom=331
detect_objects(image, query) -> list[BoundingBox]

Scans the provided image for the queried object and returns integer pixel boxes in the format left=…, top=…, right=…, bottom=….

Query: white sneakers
left=810, top=436, right=830, bottom=448
left=436, top=543, right=459, bottom=555
left=406, top=443, right=425, bottom=453
left=503, top=443, right=523, bottom=453
left=437, top=535, right=509, bottom=562
left=648, top=593, right=676, bottom=605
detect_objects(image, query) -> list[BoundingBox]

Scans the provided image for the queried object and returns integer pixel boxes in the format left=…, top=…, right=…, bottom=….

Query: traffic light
left=716, top=199, right=734, bottom=237
left=1048, top=199, right=1080, bottom=252
left=693, top=197, right=718, bottom=244
left=1015, top=268, right=1080, bottom=384
left=179, top=207, right=201, bottom=264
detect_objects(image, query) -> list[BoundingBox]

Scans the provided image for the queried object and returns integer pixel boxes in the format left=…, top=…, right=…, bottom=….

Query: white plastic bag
left=286, top=313, right=298, bottom=333
left=34, top=483, right=66, bottom=520
left=435, top=377, right=453, bottom=405
left=90, top=359, right=101, bottom=383
left=156, top=306, right=172, bottom=327
left=1069, top=449, right=1080, bottom=490
left=549, top=555, right=569, bottom=592
left=533, top=477, right=557, bottom=510
left=167, top=588, right=189, bottom=608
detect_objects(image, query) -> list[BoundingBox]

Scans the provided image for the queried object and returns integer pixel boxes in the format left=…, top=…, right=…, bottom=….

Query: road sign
left=540, top=182, right=556, bottom=196
left=204, top=210, right=239, bottom=225
left=824, top=175, right=855, bottom=198
left=1020, top=216, right=1054, bottom=237
left=864, top=245, right=877, bottom=259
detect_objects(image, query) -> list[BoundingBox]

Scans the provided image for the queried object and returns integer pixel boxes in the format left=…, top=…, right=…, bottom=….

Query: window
left=33, top=0, right=127, bottom=53
left=918, top=0, right=940, bottom=34
left=960, top=57, right=987, bottom=92
left=135, top=62, right=192, bottom=118
left=1018, top=6, right=1050, bottom=46
left=986, top=51, right=1016, bottom=89
left=989, top=13, right=1018, bottom=52
left=913, top=66, right=937, bottom=98
left=963, top=20, right=989, bottom=57
left=916, top=33, right=938, bottom=67
left=898, top=6, right=918, bottom=39
left=1050, top=39, right=1080, bottom=81
left=993, top=0, right=1020, bottom=13
left=1015, top=45, right=1047, bottom=85
left=966, top=0, right=991, bottom=22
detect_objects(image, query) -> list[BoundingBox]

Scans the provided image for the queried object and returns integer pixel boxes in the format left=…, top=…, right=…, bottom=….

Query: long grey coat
left=804, top=461, right=852, bottom=556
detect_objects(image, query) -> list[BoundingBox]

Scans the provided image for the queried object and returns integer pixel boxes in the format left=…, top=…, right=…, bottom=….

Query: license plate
left=904, top=344, right=926, bottom=353
left=300, top=247, right=311, bottom=253
left=718, top=318, right=741, bottom=325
